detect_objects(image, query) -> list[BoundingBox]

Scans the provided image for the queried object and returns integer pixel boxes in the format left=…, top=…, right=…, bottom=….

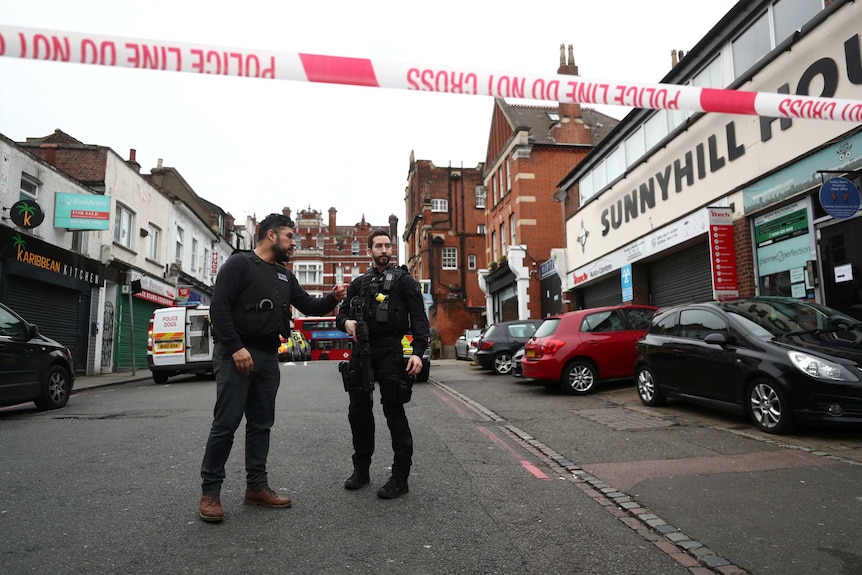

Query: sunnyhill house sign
left=599, top=30, right=862, bottom=238
left=0, top=227, right=104, bottom=287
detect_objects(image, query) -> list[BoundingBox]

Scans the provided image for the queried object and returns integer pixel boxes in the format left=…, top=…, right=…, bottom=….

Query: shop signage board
left=708, top=207, right=738, bottom=301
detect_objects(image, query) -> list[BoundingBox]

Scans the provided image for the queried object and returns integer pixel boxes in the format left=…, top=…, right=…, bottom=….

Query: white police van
left=147, top=305, right=213, bottom=384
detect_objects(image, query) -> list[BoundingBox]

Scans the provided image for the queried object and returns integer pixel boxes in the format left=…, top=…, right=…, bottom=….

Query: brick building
left=284, top=206, right=399, bottom=318
left=402, top=154, right=486, bottom=356
left=479, top=46, right=619, bottom=323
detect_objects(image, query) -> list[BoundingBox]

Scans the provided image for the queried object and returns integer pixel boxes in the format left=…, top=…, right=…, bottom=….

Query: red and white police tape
left=2, top=25, right=862, bottom=122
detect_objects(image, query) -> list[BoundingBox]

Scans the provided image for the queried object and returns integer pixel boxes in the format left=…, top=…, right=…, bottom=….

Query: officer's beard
left=274, top=245, right=292, bottom=263
left=372, top=254, right=390, bottom=268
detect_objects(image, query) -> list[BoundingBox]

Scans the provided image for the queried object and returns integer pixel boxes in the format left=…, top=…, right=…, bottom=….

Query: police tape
left=2, top=24, right=862, bottom=122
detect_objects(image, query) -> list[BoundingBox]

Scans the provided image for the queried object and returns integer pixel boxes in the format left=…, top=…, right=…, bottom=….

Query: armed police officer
left=336, top=228, right=430, bottom=499
left=199, top=213, right=348, bottom=523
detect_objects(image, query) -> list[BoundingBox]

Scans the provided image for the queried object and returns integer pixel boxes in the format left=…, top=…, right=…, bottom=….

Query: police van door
left=186, top=308, right=212, bottom=362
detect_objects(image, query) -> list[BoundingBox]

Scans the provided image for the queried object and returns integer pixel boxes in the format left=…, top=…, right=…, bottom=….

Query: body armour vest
left=231, top=253, right=292, bottom=345
left=358, top=266, right=411, bottom=336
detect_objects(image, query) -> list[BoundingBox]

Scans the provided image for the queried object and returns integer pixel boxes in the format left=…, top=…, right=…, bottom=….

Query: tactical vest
left=230, top=252, right=292, bottom=343
left=358, top=266, right=411, bottom=336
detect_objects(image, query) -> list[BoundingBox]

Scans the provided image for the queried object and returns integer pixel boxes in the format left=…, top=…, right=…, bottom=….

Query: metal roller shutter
left=649, top=242, right=713, bottom=308
left=583, top=275, right=623, bottom=308
left=115, top=296, right=159, bottom=371
left=5, top=276, right=82, bottom=367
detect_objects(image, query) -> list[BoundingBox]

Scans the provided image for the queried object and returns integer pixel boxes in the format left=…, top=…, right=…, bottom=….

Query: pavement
left=74, top=369, right=156, bottom=392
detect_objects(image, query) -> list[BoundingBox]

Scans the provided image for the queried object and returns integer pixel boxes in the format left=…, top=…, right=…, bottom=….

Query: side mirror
left=703, top=332, right=728, bottom=346
left=28, top=324, right=40, bottom=339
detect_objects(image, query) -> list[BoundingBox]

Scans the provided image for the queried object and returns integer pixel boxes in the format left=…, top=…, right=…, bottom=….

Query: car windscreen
left=722, top=299, right=857, bottom=336
left=532, top=318, right=560, bottom=338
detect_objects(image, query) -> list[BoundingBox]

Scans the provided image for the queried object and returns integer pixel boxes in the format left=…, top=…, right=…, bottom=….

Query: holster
left=399, top=371, right=414, bottom=404
left=339, top=361, right=372, bottom=393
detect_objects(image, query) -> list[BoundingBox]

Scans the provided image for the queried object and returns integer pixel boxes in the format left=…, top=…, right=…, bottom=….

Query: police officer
left=336, top=228, right=430, bottom=499
left=199, top=213, right=348, bottom=523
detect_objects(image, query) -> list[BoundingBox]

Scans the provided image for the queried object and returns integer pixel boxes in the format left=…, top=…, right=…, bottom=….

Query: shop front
left=0, top=225, right=104, bottom=375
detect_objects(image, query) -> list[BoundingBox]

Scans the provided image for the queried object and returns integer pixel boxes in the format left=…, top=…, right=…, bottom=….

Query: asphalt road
left=2, top=359, right=862, bottom=574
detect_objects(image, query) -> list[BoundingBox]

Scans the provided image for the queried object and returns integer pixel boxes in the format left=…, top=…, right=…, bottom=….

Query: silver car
left=467, top=329, right=486, bottom=363
left=455, top=328, right=483, bottom=360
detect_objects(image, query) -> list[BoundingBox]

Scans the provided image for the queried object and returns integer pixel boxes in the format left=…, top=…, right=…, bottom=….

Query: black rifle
left=353, top=317, right=375, bottom=393
left=339, top=297, right=375, bottom=394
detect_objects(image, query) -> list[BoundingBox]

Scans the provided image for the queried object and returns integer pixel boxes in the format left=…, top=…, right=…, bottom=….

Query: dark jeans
left=348, top=340, right=413, bottom=480
left=201, top=342, right=281, bottom=495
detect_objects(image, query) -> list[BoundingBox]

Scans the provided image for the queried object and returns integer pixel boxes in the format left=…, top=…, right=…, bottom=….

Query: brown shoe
left=199, top=495, right=224, bottom=522
left=244, top=487, right=292, bottom=508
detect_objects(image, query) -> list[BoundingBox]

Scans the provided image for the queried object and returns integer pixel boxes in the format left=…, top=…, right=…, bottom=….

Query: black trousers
left=347, top=339, right=413, bottom=480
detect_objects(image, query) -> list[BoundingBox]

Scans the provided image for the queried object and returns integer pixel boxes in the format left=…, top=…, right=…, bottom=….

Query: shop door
left=649, top=242, right=713, bottom=308
left=5, top=276, right=88, bottom=374
left=819, top=218, right=862, bottom=321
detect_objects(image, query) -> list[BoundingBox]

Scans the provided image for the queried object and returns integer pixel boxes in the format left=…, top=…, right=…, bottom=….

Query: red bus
left=293, top=316, right=352, bottom=361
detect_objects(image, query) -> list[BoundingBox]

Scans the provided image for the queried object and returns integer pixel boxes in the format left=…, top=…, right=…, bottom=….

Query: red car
left=521, top=305, right=657, bottom=394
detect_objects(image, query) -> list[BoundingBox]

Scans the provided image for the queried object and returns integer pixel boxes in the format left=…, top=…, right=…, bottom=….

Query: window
left=353, top=265, right=361, bottom=278
left=679, top=309, right=727, bottom=340
left=475, top=186, right=485, bottom=208
left=509, top=214, right=516, bottom=246
left=71, top=231, right=85, bottom=253
left=336, top=266, right=344, bottom=283
left=191, top=238, right=199, bottom=272
left=606, top=146, right=624, bottom=184
left=19, top=173, right=39, bottom=200
left=773, top=0, right=822, bottom=45
left=175, top=226, right=184, bottom=262
left=581, top=311, right=624, bottom=333
left=491, top=231, right=497, bottom=261
left=546, top=111, right=560, bottom=121
left=147, top=224, right=160, bottom=260
left=500, top=223, right=507, bottom=253
left=442, top=247, right=457, bottom=270
left=295, top=262, right=323, bottom=284
left=621, top=307, right=656, bottom=331
left=0, top=306, right=26, bottom=338
left=468, top=255, right=477, bottom=270
left=506, top=158, right=512, bottom=195
left=431, top=198, right=448, bottom=212
left=351, top=240, right=359, bottom=256
left=204, top=248, right=210, bottom=275
left=316, top=233, right=324, bottom=249
left=114, top=204, right=134, bottom=248
left=477, top=224, right=486, bottom=234
left=731, top=13, right=770, bottom=78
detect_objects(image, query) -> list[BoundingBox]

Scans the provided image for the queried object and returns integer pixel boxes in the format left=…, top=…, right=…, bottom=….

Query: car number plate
left=157, top=342, right=183, bottom=351
left=526, top=349, right=536, bottom=358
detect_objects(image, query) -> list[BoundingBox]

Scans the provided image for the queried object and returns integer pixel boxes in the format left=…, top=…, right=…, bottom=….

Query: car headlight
left=787, top=351, right=859, bottom=382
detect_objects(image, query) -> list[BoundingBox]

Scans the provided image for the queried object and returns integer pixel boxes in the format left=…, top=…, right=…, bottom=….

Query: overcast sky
left=0, top=0, right=739, bottom=231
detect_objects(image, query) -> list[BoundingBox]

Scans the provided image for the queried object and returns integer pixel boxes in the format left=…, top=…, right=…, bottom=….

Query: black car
left=475, top=319, right=542, bottom=375
left=0, top=302, right=75, bottom=410
left=634, top=297, right=862, bottom=434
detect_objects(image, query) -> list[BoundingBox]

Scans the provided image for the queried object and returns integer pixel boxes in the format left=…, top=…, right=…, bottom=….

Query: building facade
left=9, top=130, right=236, bottom=374
left=402, top=154, right=486, bottom=356
left=558, top=0, right=861, bottom=319
left=285, top=206, right=398, bottom=318
left=479, top=46, right=619, bottom=324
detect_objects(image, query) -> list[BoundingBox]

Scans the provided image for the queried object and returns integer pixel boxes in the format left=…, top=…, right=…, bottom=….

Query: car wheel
left=636, top=366, right=665, bottom=406
left=748, top=378, right=794, bottom=434
left=34, top=365, right=71, bottom=410
left=153, top=371, right=169, bottom=384
left=562, top=360, right=598, bottom=395
left=492, top=352, right=514, bottom=375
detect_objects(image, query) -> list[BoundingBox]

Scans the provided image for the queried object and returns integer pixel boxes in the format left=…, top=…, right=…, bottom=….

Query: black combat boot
left=377, top=476, right=409, bottom=499
left=344, top=469, right=370, bottom=490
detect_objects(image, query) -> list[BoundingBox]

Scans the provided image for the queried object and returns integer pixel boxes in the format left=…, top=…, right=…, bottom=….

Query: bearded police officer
left=199, top=213, right=348, bottom=522
left=336, top=228, right=430, bottom=499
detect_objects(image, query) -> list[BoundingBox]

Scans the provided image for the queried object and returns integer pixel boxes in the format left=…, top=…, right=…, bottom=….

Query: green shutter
left=115, top=296, right=159, bottom=371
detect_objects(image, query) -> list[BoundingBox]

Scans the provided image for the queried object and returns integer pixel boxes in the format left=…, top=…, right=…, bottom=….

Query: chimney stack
left=126, top=149, right=141, bottom=173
